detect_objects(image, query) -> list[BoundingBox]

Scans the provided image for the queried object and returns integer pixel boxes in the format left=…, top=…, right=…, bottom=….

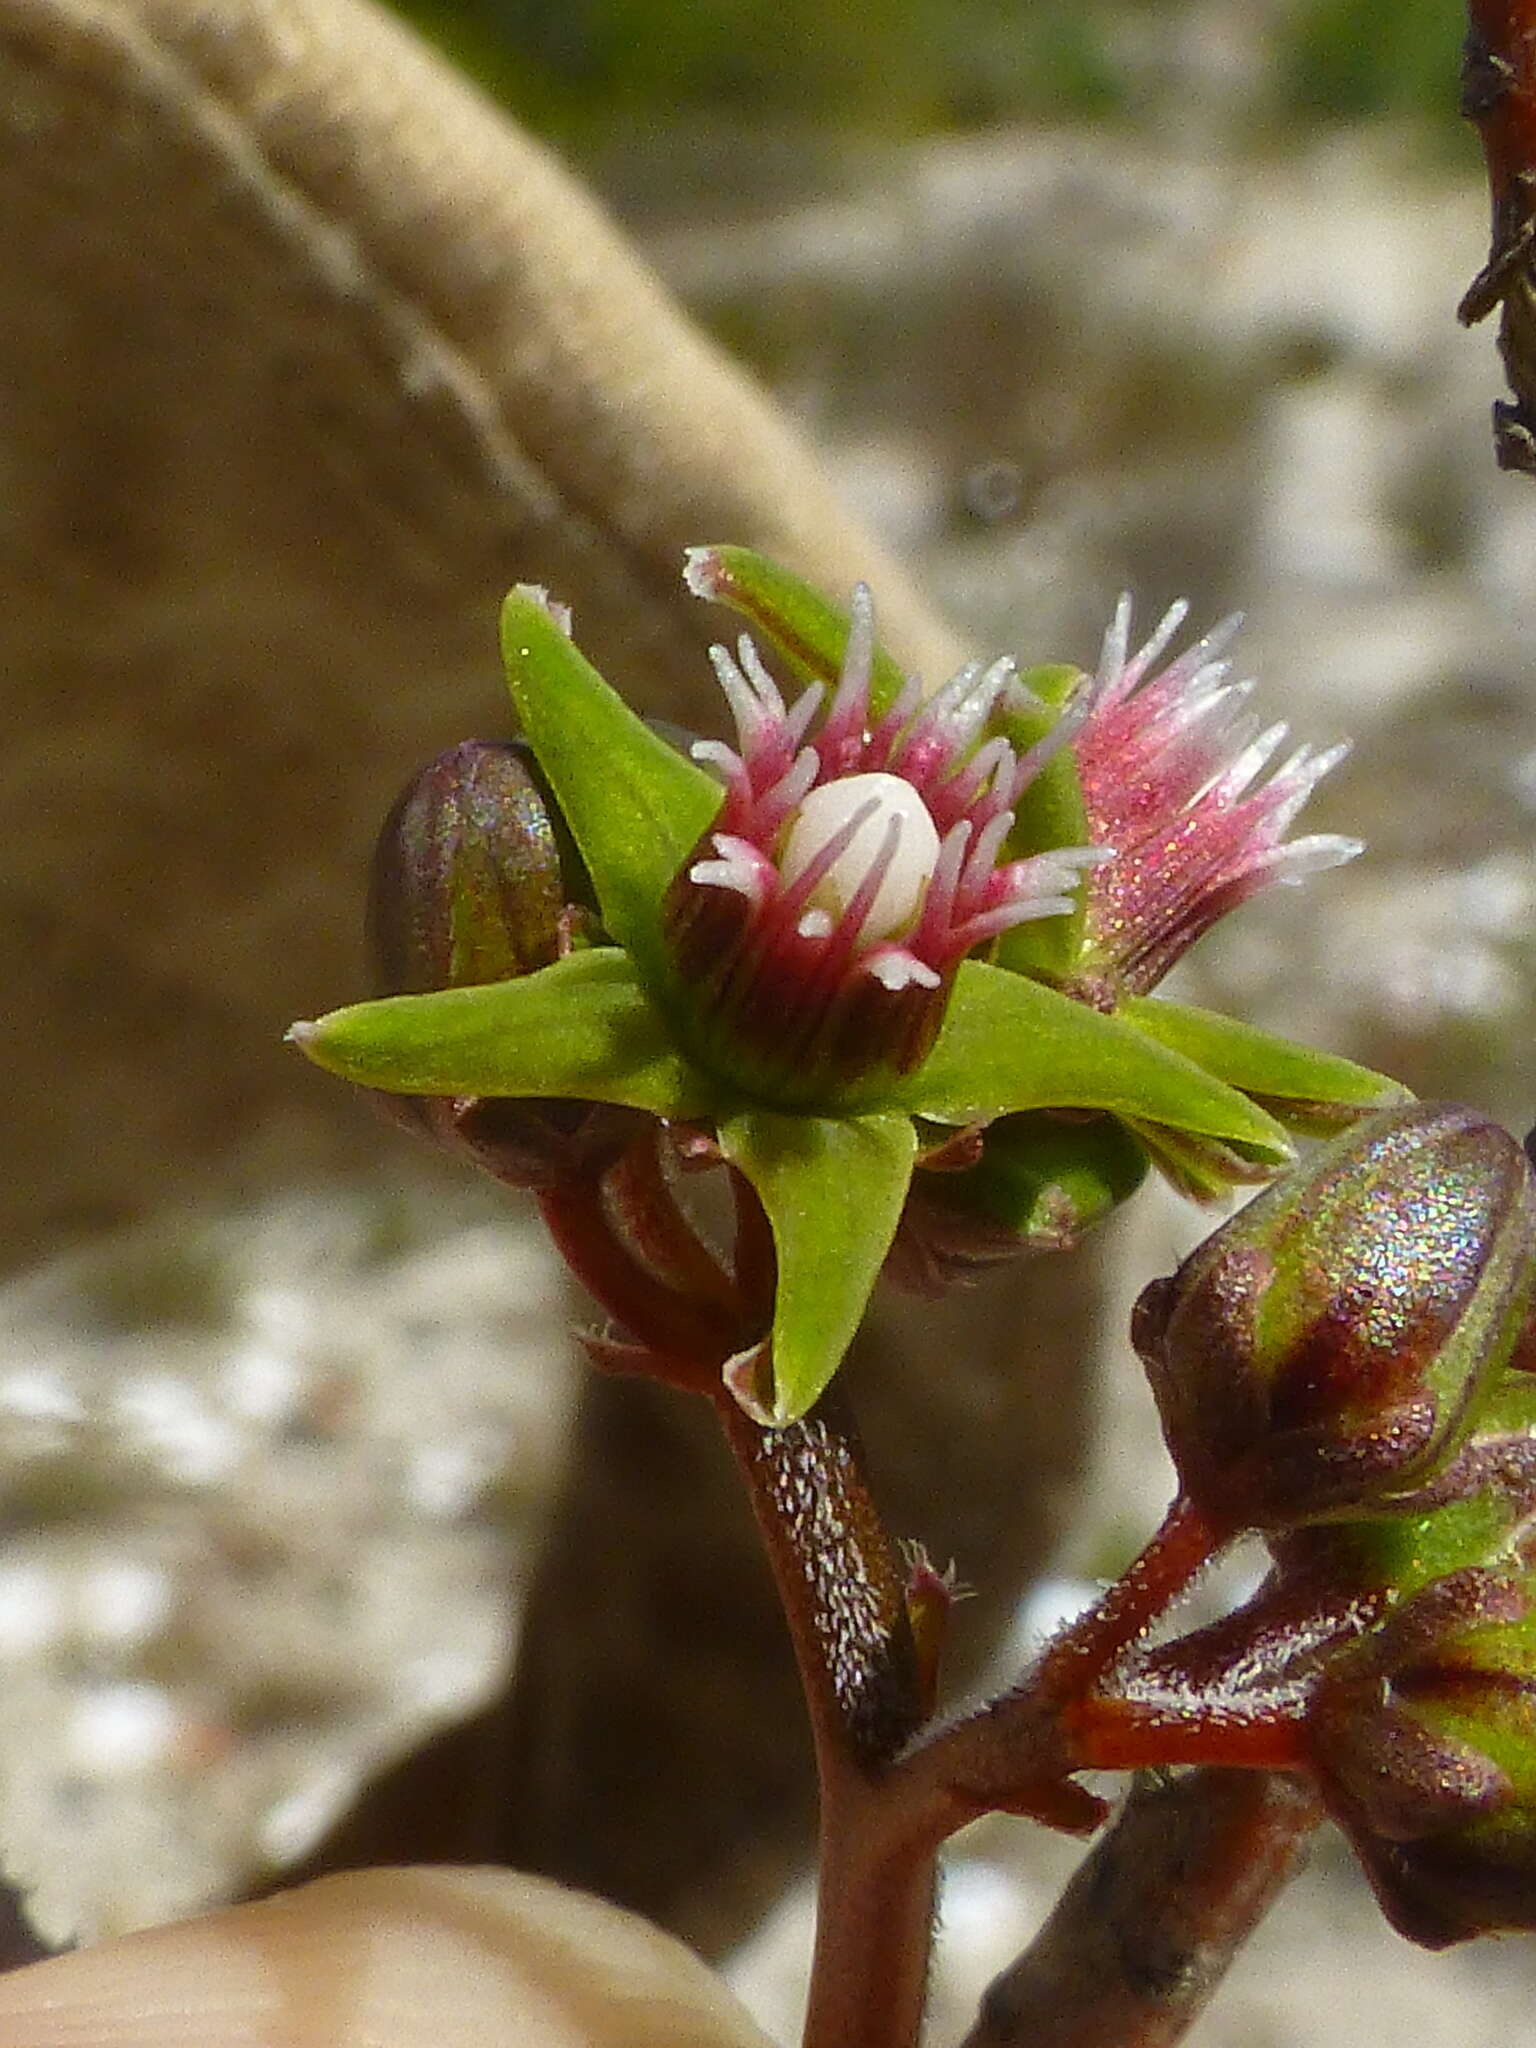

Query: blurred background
left=390, top=0, right=1536, bottom=1128
left=8, top=0, right=1536, bottom=2041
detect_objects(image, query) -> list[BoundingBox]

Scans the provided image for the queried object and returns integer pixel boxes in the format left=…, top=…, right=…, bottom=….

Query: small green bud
left=888, top=1111, right=1149, bottom=1292
left=1132, top=1103, right=1536, bottom=1532
left=1309, top=1566, right=1536, bottom=1945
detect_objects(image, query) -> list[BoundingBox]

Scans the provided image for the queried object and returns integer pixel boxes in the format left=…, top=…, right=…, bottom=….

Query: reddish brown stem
left=540, top=1155, right=1298, bottom=2048
left=891, top=1495, right=1227, bottom=1837
left=1063, top=1555, right=1390, bottom=1775
left=548, top=1145, right=938, bottom=2048
left=605, top=1127, right=738, bottom=1309
left=1066, top=1689, right=1310, bottom=1774
left=536, top=1178, right=735, bottom=1366
left=958, top=1769, right=1323, bottom=2048
left=1032, top=1495, right=1226, bottom=1708
left=1464, top=1, right=1536, bottom=215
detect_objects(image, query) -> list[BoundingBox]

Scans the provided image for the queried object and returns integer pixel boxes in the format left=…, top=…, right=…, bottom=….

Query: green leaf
left=499, top=590, right=721, bottom=994
left=1121, top=998, right=1411, bottom=1130
left=289, top=949, right=724, bottom=1119
left=685, top=545, right=911, bottom=719
left=718, top=1108, right=917, bottom=1422
left=895, top=960, right=1293, bottom=1162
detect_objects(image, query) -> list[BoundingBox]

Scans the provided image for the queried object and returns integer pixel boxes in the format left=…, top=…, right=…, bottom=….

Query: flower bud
left=886, top=1111, right=1148, bottom=1293
left=365, top=741, right=637, bottom=1187
left=367, top=739, right=580, bottom=996
left=1253, top=1373, right=1536, bottom=1942
left=1296, top=1371, right=1536, bottom=1943
left=1132, top=1103, right=1536, bottom=1532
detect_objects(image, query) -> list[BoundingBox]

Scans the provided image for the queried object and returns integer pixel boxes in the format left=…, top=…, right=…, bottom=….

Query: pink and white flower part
left=1075, top=597, right=1361, bottom=998
left=664, top=582, right=1105, bottom=1099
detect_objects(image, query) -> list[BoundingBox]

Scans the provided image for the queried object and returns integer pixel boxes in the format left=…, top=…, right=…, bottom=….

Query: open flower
left=290, top=549, right=1402, bottom=1421
left=1074, top=597, right=1361, bottom=997
left=664, top=584, right=1105, bottom=1100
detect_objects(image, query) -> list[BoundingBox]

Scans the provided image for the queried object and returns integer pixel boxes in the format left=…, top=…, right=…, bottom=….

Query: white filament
left=779, top=772, right=941, bottom=942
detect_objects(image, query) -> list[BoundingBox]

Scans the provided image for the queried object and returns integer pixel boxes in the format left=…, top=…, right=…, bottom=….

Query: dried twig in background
left=1460, top=0, right=1536, bottom=470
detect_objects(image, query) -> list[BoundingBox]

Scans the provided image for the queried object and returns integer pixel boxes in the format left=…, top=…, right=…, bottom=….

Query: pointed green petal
left=1121, top=998, right=1411, bottom=1131
left=685, top=545, right=911, bottom=718
left=895, top=960, right=1293, bottom=1162
left=500, top=589, right=721, bottom=992
left=290, top=949, right=723, bottom=1119
left=719, top=1108, right=917, bottom=1423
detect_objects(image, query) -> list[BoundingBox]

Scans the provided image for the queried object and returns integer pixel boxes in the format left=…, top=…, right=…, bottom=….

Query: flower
left=663, top=584, right=1106, bottom=1100
left=289, top=549, right=1400, bottom=1422
left=1074, top=597, right=1362, bottom=997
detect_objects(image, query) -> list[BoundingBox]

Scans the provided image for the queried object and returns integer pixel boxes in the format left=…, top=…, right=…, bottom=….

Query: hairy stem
left=712, top=1389, right=938, bottom=2048
left=548, top=1145, right=941, bottom=2048
left=892, top=1495, right=1226, bottom=1836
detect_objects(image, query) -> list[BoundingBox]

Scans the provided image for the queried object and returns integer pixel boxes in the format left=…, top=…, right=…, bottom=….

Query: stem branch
left=957, top=1768, right=1323, bottom=2048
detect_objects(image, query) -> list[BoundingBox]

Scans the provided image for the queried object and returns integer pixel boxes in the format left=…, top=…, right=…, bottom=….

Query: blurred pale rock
left=0, top=1866, right=775, bottom=2047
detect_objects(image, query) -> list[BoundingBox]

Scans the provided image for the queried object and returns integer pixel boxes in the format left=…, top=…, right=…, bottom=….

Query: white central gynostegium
left=778, top=773, right=943, bottom=942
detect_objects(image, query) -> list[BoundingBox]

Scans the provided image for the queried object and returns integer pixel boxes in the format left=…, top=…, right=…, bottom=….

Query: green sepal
left=499, top=589, right=721, bottom=996
left=1122, top=1118, right=1279, bottom=1205
left=894, top=959, right=1293, bottom=1163
left=289, top=948, right=724, bottom=1121
left=685, top=545, right=911, bottom=719
left=988, top=663, right=1095, bottom=984
left=718, top=1107, right=917, bottom=1422
left=1121, top=997, right=1411, bottom=1132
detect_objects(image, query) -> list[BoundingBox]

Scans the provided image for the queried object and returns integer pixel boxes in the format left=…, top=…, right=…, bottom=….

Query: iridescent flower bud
left=1297, top=1370, right=1536, bottom=1945
left=1132, top=1103, right=1536, bottom=1532
left=367, top=739, right=579, bottom=996
left=366, top=740, right=636, bottom=1187
left=663, top=585, right=1106, bottom=1105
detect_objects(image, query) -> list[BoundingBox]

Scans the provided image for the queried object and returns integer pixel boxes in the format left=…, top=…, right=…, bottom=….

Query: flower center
left=779, top=772, right=941, bottom=944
